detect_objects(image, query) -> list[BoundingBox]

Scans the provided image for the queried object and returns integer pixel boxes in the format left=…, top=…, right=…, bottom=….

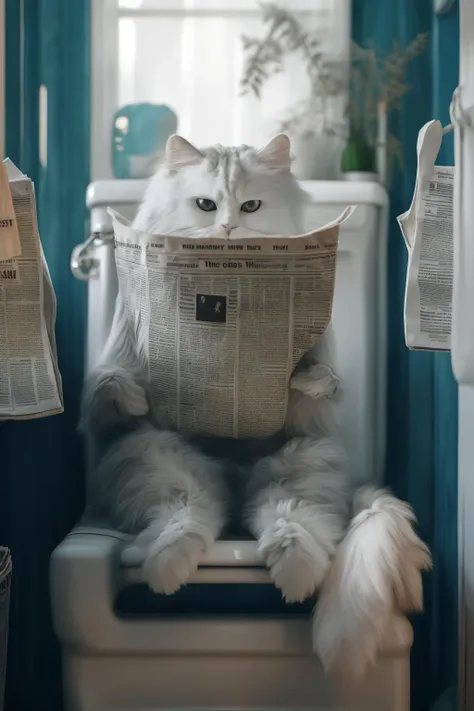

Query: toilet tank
left=83, top=179, right=388, bottom=485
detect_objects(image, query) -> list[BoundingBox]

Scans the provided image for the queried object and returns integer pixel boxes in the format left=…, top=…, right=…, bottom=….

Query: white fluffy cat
left=81, top=133, right=431, bottom=678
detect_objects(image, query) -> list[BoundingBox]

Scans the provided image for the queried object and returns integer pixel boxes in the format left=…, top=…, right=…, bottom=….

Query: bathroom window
left=91, top=0, right=351, bottom=179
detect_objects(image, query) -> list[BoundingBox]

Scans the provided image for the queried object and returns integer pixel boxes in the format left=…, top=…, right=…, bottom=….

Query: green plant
left=347, top=33, right=428, bottom=175
left=240, top=3, right=428, bottom=178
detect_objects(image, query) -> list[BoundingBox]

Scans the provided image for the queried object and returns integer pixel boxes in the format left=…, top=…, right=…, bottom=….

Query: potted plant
left=343, top=34, right=428, bottom=183
left=240, top=3, right=346, bottom=180
left=341, top=122, right=377, bottom=179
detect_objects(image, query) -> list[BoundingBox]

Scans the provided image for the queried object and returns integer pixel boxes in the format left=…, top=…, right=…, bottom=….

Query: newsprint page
left=0, top=160, right=63, bottom=419
left=110, top=207, right=354, bottom=438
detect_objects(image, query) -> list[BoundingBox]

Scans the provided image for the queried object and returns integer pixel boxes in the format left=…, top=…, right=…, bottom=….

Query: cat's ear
left=165, top=135, right=203, bottom=169
left=257, top=134, right=291, bottom=171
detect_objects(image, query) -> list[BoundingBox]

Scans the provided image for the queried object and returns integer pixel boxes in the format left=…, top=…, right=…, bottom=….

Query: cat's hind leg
left=94, top=426, right=227, bottom=594
left=133, top=492, right=224, bottom=595
left=244, top=436, right=349, bottom=602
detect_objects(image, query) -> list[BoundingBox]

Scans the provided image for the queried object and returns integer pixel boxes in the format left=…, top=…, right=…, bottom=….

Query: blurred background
left=92, top=0, right=350, bottom=181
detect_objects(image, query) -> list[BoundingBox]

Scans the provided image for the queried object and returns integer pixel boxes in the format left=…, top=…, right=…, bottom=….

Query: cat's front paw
left=85, top=367, right=149, bottom=426
left=290, top=364, right=339, bottom=400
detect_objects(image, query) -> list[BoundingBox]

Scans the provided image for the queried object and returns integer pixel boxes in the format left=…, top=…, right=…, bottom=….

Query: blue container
left=112, top=103, right=178, bottom=179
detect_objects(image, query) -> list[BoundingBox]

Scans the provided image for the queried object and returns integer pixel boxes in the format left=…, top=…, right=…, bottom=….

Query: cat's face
left=134, top=134, right=307, bottom=238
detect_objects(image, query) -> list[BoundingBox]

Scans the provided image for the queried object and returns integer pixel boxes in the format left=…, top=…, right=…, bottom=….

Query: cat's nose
left=222, top=223, right=236, bottom=235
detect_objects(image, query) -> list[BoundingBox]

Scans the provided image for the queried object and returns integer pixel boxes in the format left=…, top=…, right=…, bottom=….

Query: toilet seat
left=72, top=520, right=270, bottom=583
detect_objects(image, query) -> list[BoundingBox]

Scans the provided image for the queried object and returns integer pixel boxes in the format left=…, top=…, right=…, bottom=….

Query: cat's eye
left=241, top=200, right=262, bottom=213
left=196, top=198, right=217, bottom=212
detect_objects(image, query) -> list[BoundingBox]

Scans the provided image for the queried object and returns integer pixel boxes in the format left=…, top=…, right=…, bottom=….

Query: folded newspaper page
left=0, top=160, right=63, bottom=419
left=398, top=120, right=454, bottom=351
left=110, top=206, right=354, bottom=439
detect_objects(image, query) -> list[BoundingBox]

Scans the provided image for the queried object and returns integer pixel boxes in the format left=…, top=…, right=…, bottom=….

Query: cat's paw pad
left=143, top=534, right=205, bottom=595
left=259, top=519, right=330, bottom=603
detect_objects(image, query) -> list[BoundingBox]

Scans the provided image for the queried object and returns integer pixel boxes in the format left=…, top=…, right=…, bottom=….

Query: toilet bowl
left=51, top=180, right=409, bottom=711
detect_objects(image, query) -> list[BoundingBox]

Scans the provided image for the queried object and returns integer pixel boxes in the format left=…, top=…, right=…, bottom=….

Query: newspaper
left=398, top=120, right=454, bottom=351
left=0, top=160, right=63, bottom=419
left=110, top=206, right=354, bottom=439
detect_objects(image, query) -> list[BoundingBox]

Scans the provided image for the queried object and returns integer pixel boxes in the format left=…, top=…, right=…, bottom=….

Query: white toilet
left=51, top=179, right=412, bottom=711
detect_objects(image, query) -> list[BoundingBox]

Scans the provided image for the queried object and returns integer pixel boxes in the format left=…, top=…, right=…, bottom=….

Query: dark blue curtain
left=2, top=2, right=90, bottom=709
left=353, top=2, right=459, bottom=710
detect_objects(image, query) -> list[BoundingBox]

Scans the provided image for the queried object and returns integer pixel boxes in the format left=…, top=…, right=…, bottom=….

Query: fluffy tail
left=313, top=486, right=431, bottom=679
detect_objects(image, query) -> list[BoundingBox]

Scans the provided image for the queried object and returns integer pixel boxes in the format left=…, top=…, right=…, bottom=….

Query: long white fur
left=82, top=133, right=431, bottom=679
left=91, top=425, right=227, bottom=594
left=245, top=436, right=350, bottom=602
left=313, top=487, right=432, bottom=678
